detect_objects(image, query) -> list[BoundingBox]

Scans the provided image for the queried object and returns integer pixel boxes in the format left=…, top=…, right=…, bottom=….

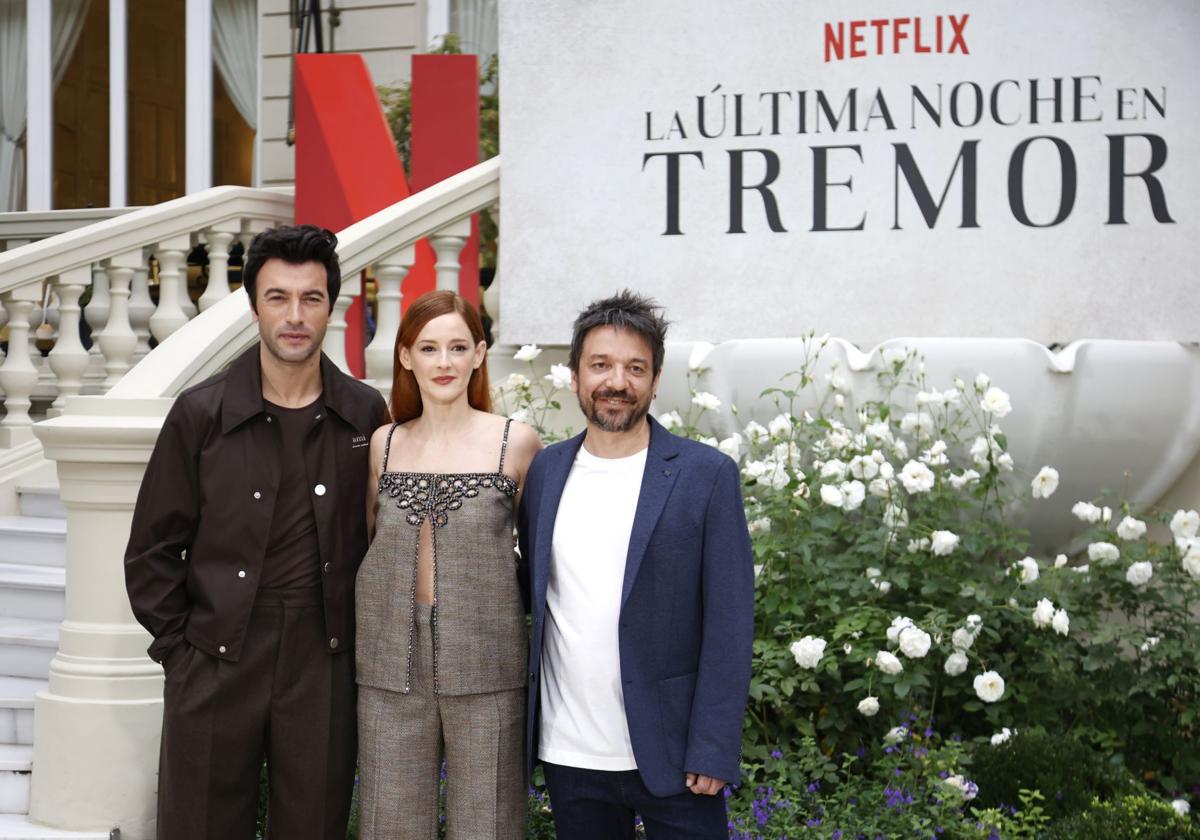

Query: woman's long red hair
left=390, top=290, right=492, bottom=423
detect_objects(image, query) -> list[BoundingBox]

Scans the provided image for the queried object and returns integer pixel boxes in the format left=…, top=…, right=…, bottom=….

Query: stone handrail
left=0, top=186, right=295, bottom=449
left=0, top=206, right=141, bottom=251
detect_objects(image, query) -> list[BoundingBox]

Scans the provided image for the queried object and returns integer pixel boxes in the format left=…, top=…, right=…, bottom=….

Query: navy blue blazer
left=518, top=415, right=754, bottom=797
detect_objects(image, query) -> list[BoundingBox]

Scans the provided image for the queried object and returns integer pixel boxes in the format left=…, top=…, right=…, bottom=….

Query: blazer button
left=329, top=637, right=339, bottom=649
left=237, top=570, right=246, bottom=578
left=218, top=645, right=227, bottom=654
left=253, top=491, right=261, bottom=500
left=314, top=483, right=327, bottom=496
left=266, top=416, right=273, bottom=423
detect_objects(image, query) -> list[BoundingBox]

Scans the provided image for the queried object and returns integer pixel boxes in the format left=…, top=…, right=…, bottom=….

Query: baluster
left=129, top=258, right=154, bottom=361
left=429, top=217, right=472, bottom=292
left=149, top=236, right=190, bottom=342
left=364, top=247, right=414, bottom=400
left=83, top=262, right=109, bottom=389
left=0, top=283, right=43, bottom=445
left=199, top=222, right=238, bottom=311
left=98, top=251, right=140, bottom=388
left=481, top=205, right=501, bottom=344
left=323, top=271, right=361, bottom=375
left=31, top=283, right=57, bottom=405
left=47, top=265, right=91, bottom=414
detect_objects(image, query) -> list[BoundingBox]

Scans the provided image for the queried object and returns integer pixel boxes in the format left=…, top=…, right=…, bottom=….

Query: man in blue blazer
left=518, top=291, right=755, bottom=839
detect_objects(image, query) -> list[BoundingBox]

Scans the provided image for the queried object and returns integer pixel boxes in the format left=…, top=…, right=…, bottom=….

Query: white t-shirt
left=538, top=444, right=647, bottom=770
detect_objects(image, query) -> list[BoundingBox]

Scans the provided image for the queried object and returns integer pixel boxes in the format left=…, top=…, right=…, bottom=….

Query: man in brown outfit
left=125, top=225, right=389, bottom=839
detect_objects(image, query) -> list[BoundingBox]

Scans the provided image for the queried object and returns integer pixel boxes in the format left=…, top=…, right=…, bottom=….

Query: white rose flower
left=1073, top=564, right=1090, bottom=574
left=990, top=727, right=1015, bottom=746
left=865, top=421, right=893, bottom=443
left=508, top=408, right=530, bottom=424
left=659, top=410, right=684, bottom=431
left=687, top=343, right=712, bottom=371
left=692, top=391, right=721, bottom=412
left=948, top=469, right=981, bottom=489
left=930, top=530, right=960, bottom=556
left=882, top=725, right=907, bottom=745
left=1054, top=554, right=1069, bottom=569
left=969, top=436, right=992, bottom=467
left=868, top=478, right=893, bottom=498
left=820, top=484, right=844, bottom=508
left=981, top=387, right=1013, bottom=418
left=891, top=439, right=909, bottom=461
left=545, top=363, right=572, bottom=390
left=907, top=537, right=931, bottom=554
left=840, top=480, right=866, bottom=512
left=882, top=503, right=908, bottom=529
left=1139, top=635, right=1161, bottom=652
left=718, top=434, right=743, bottom=460
left=916, top=390, right=945, bottom=407
left=1169, top=509, right=1200, bottom=540
left=767, top=413, right=793, bottom=438
left=944, top=775, right=977, bottom=800
left=876, top=650, right=904, bottom=675
left=899, top=460, right=936, bottom=494
left=826, top=428, right=853, bottom=452
left=1013, top=556, right=1040, bottom=584
left=944, top=650, right=969, bottom=676
left=789, top=636, right=827, bottom=670
left=828, top=371, right=849, bottom=392
left=741, top=460, right=768, bottom=481
left=1125, top=561, right=1153, bottom=587
left=820, top=459, right=848, bottom=482
left=698, top=436, right=719, bottom=448
left=753, top=564, right=763, bottom=579
left=1031, top=466, right=1060, bottom=499
left=973, top=670, right=1006, bottom=703
left=975, top=372, right=990, bottom=391
left=505, top=372, right=530, bottom=388
left=898, top=626, right=932, bottom=659
left=848, top=454, right=880, bottom=481
left=996, top=452, right=1014, bottom=471
left=748, top=517, right=771, bottom=536
left=742, top=420, right=768, bottom=444
left=952, top=628, right=975, bottom=651
left=876, top=580, right=893, bottom=594
left=513, top=344, right=542, bottom=362
left=1116, top=516, right=1147, bottom=541
left=966, top=614, right=983, bottom=631
left=1101, top=506, right=1113, bottom=524
left=1088, top=542, right=1120, bottom=563
left=1031, top=598, right=1055, bottom=629
left=866, top=567, right=882, bottom=580
left=843, top=642, right=853, bottom=654
left=886, top=616, right=915, bottom=644
left=1184, top=548, right=1200, bottom=581
left=857, top=696, right=880, bottom=717
left=1172, top=799, right=1190, bottom=817
left=1052, top=608, right=1070, bottom=637
left=900, top=412, right=934, bottom=436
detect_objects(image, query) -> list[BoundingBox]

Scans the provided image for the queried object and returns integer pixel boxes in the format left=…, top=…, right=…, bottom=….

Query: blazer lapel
left=534, top=432, right=585, bottom=608
left=621, top=417, right=681, bottom=610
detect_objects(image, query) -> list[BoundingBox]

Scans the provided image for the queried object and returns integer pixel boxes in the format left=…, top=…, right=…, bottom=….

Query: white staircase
left=0, top=486, right=108, bottom=839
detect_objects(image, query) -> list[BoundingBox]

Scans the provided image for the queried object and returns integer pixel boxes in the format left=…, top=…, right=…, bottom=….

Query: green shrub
left=968, top=732, right=1136, bottom=819
left=1046, top=793, right=1198, bottom=840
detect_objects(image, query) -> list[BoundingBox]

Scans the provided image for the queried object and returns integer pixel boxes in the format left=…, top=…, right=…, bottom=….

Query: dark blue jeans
left=542, top=761, right=727, bottom=840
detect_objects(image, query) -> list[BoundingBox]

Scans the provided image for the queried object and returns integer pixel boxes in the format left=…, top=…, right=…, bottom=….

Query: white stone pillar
left=199, top=223, right=238, bottom=311
left=363, top=247, right=413, bottom=402
left=109, top=0, right=128, bottom=208
left=185, top=0, right=213, bottom=194
left=30, top=396, right=173, bottom=839
left=0, top=284, right=42, bottom=445
left=48, top=266, right=92, bottom=414
left=150, top=237, right=191, bottom=342
left=83, top=263, right=110, bottom=390
left=99, top=252, right=140, bottom=387
left=430, top=217, right=472, bottom=292
left=25, top=0, right=53, bottom=210
left=129, top=260, right=155, bottom=362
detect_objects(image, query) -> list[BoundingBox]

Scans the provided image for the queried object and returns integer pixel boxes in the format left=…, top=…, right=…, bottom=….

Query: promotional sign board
left=499, top=0, right=1199, bottom=344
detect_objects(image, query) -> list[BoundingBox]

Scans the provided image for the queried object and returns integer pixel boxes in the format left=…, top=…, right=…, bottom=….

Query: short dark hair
left=569, top=290, right=669, bottom=375
left=242, top=224, right=341, bottom=312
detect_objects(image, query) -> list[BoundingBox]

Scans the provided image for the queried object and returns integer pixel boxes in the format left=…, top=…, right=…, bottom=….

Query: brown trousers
left=157, top=587, right=356, bottom=840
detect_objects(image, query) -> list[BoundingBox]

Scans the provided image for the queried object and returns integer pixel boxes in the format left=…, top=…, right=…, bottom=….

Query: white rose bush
left=506, top=340, right=1199, bottom=837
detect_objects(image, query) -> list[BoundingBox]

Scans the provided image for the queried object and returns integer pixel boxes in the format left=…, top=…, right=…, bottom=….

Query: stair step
left=0, top=745, right=30, bottom=815
left=13, top=487, right=64, bottom=522
left=0, top=520, right=65, bottom=569
left=0, top=815, right=111, bottom=839
left=0, top=566, right=64, bottom=623
left=0, top=677, right=43, bottom=746
left=0, top=619, right=58, bottom=680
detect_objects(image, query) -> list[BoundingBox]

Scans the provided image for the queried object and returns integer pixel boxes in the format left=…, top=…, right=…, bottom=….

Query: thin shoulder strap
left=497, top=418, right=513, bottom=474
left=381, top=423, right=400, bottom=472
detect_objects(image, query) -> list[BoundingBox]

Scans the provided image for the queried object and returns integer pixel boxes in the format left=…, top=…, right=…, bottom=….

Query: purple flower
left=770, top=750, right=783, bottom=759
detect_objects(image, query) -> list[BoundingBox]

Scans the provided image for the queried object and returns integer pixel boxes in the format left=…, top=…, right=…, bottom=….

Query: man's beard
left=579, top=387, right=651, bottom=433
left=261, top=327, right=324, bottom=365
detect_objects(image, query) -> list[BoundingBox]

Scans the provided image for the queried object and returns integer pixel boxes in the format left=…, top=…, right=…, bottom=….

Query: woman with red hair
left=355, top=290, right=541, bottom=838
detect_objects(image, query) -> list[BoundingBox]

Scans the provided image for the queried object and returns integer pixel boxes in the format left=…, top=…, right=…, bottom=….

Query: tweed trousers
left=357, top=605, right=527, bottom=840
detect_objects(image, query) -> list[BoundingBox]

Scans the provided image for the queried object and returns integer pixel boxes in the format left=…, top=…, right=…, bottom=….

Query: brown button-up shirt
left=125, top=344, right=389, bottom=664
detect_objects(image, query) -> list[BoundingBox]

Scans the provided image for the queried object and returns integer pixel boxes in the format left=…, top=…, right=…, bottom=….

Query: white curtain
left=213, top=0, right=257, bottom=130
left=0, top=0, right=27, bottom=211
left=450, top=0, right=497, bottom=75
left=0, top=0, right=89, bottom=212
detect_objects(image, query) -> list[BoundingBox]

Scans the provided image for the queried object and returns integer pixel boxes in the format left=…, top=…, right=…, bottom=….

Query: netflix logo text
left=825, top=14, right=969, bottom=62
